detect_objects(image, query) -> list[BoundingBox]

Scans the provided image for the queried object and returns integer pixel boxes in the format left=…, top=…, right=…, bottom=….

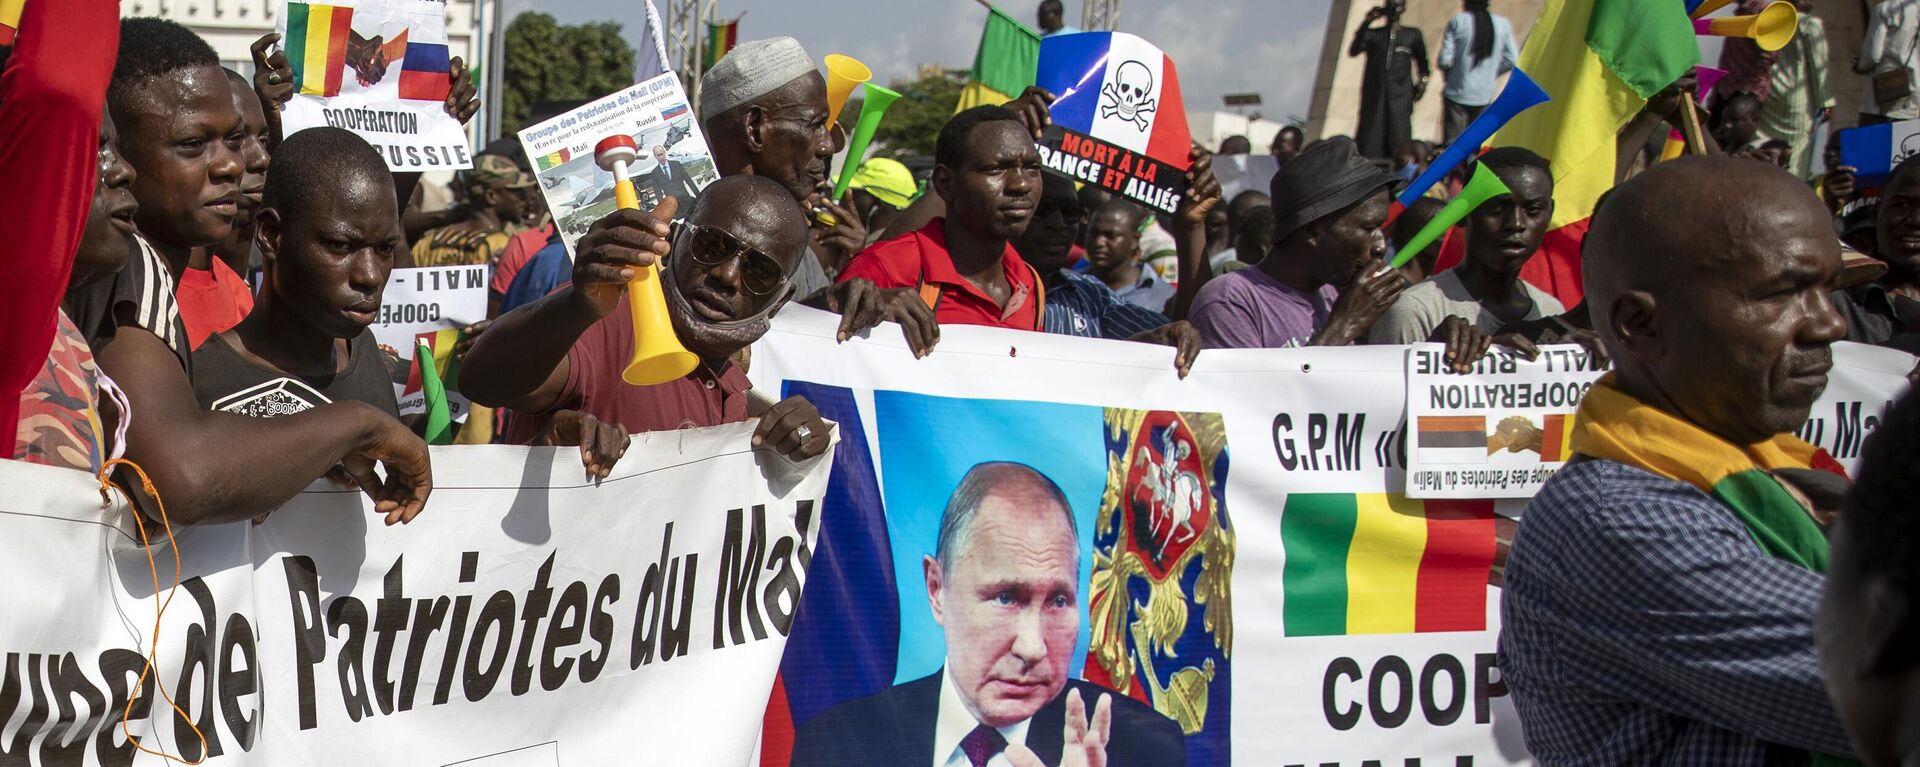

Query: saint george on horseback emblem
left=1086, top=409, right=1234, bottom=755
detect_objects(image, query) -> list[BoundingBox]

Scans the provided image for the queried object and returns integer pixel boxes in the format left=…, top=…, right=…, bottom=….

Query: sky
left=505, top=0, right=1329, bottom=124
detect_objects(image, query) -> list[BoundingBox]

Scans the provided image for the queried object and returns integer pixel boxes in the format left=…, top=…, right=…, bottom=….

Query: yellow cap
left=846, top=157, right=917, bottom=209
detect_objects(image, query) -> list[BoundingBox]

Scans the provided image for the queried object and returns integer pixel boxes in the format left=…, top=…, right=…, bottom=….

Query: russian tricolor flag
left=1036, top=32, right=1191, bottom=170
left=398, top=42, right=453, bottom=102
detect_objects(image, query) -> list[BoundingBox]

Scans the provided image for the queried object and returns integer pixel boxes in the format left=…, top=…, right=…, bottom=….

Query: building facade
left=1305, top=0, right=1543, bottom=145
left=120, top=0, right=482, bottom=78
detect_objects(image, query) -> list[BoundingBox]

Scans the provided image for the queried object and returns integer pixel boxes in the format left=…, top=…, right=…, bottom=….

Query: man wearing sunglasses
left=462, top=175, right=832, bottom=470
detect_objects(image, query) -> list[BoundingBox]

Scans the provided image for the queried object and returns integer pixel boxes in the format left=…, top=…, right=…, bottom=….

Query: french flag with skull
left=1037, top=31, right=1192, bottom=170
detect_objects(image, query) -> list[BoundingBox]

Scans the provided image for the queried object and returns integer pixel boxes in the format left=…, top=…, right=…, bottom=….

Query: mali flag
left=285, top=3, right=355, bottom=97
left=1280, top=494, right=1498, bottom=636
left=398, top=42, right=452, bottom=102
left=955, top=7, right=1039, bottom=113
left=535, top=148, right=572, bottom=171
left=703, top=18, right=738, bottom=73
left=1490, top=0, right=1697, bottom=307
left=1540, top=413, right=1575, bottom=462
left=404, top=328, right=461, bottom=398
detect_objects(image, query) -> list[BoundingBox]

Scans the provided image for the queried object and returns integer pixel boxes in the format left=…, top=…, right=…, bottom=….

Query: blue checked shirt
left=1498, top=458, right=1857, bottom=765
left=1042, top=270, right=1170, bottom=340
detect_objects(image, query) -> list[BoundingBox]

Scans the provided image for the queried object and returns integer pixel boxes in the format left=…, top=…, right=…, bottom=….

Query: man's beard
left=660, top=266, right=784, bottom=363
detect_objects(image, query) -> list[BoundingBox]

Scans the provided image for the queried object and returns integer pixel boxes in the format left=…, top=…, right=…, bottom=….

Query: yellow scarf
left=1570, top=375, right=1836, bottom=575
left=1571, top=375, right=1860, bottom=766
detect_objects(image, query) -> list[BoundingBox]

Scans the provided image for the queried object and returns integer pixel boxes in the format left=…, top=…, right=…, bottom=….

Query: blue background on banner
left=873, top=391, right=1107, bottom=685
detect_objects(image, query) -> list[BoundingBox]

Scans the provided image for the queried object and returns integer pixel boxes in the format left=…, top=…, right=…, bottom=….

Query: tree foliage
left=841, top=71, right=964, bottom=160
left=502, top=13, right=637, bottom=135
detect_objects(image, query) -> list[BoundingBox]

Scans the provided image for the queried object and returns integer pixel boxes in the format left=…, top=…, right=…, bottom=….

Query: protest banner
left=276, top=0, right=475, bottom=171
left=1034, top=32, right=1192, bottom=214
left=1792, top=340, right=1919, bottom=468
left=1405, top=341, right=1914, bottom=498
left=747, top=307, right=1914, bottom=766
left=1405, top=343, right=1608, bottom=498
left=369, top=264, right=487, bottom=419
left=518, top=72, right=718, bottom=253
left=0, top=424, right=828, bottom=765
left=1835, top=117, right=1920, bottom=190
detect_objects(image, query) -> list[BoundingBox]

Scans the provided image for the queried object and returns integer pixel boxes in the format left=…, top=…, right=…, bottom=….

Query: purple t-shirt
left=1189, top=268, right=1340, bottom=349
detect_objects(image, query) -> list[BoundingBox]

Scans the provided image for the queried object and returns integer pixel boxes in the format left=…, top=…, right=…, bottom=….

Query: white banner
left=277, top=0, right=474, bottom=171
left=746, top=307, right=1912, bottom=767
left=0, top=424, right=828, bottom=765
left=371, top=264, right=487, bottom=418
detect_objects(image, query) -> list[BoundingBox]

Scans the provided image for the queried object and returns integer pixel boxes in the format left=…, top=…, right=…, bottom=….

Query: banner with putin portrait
left=748, top=307, right=1915, bottom=767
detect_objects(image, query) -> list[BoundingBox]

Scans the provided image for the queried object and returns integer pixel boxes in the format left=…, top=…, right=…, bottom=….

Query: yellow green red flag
left=535, top=148, right=572, bottom=171
left=285, top=2, right=355, bottom=97
left=703, top=18, right=738, bottom=73
left=955, top=7, right=1040, bottom=113
left=1279, top=494, right=1498, bottom=636
left=1492, top=0, right=1697, bottom=232
left=1487, top=0, right=1696, bottom=306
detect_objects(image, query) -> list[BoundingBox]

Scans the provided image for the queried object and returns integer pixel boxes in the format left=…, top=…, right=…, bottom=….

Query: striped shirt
left=64, top=232, right=190, bottom=373
left=1041, top=270, right=1169, bottom=340
left=1498, top=457, right=1856, bottom=765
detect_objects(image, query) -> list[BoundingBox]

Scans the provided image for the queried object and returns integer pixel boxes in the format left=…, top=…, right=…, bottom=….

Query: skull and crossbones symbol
left=1100, top=60, right=1157, bottom=131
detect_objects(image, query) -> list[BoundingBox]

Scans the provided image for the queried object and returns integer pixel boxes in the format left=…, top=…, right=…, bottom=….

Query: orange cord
left=100, top=457, right=209, bottom=765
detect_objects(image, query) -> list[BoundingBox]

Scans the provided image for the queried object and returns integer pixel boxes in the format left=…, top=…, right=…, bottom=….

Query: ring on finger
left=794, top=424, right=814, bottom=443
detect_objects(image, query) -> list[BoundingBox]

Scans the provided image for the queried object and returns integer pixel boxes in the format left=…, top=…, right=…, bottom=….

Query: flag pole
left=1678, top=100, right=1708, bottom=154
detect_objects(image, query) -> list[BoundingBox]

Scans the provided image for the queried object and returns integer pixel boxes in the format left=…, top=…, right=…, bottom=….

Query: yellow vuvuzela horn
left=594, top=134, right=698, bottom=387
left=823, top=54, right=871, bottom=130
left=1692, top=1, right=1798, bottom=52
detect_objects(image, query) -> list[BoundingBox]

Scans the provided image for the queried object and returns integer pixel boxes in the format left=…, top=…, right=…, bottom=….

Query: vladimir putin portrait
left=790, top=462, right=1187, bottom=767
left=646, top=144, right=701, bottom=211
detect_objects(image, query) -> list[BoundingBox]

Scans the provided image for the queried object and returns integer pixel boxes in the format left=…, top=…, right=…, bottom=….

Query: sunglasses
left=669, top=219, right=789, bottom=297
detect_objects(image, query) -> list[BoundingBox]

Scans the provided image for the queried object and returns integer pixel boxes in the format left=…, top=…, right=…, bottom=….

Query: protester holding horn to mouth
left=462, top=175, right=833, bottom=476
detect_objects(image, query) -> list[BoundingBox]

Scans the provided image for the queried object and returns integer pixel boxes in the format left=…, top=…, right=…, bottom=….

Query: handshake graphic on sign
left=1487, top=415, right=1545, bottom=456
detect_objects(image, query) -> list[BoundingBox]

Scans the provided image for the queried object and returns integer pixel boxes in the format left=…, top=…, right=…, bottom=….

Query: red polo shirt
left=837, top=218, right=1043, bottom=331
left=177, top=258, right=256, bottom=350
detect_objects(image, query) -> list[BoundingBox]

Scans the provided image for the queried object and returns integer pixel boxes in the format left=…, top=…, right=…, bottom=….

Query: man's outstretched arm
left=462, top=203, right=675, bottom=412
left=96, top=327, right=430, bottom=526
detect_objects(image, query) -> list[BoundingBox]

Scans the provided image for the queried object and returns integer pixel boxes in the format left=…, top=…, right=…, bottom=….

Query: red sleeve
left=836, top=240, right=916, bottom=289
left=491, top=229, right=540, bottom=295
left=0, top=0, right=119, bottom=443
